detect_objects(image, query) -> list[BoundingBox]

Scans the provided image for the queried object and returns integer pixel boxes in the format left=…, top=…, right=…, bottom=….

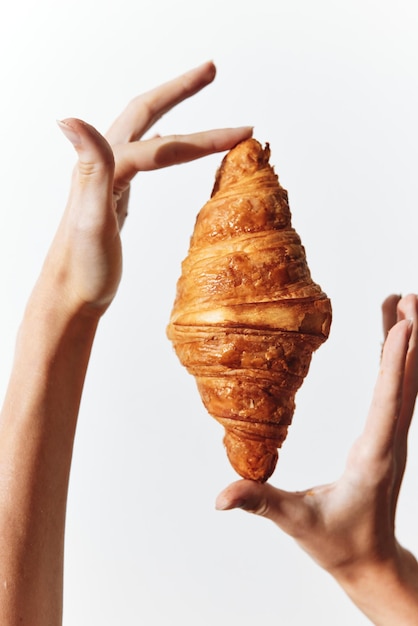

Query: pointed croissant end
left=167, top=138, right=332, bottom=483
left=211, top=139, right=272, bottom=196
left=223, top=431, right=283, bottom=483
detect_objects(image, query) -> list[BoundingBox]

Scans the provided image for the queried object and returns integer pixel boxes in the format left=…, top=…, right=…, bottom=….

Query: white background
left=1, top=0, right=418, bottom=624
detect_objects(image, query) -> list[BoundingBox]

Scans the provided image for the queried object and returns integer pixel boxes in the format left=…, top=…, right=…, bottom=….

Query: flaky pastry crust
left=167, top=139, right=331, bottom=482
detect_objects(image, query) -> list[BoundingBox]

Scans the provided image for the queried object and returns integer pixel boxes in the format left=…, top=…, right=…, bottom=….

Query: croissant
left=167, top=138, right=332, bottom=482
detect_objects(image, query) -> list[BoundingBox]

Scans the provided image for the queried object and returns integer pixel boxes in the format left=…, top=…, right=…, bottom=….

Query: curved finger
left=112, top=127, right=253, bottom=193
left=105, top=61, right=217, bottom=146
left=58, top=118, right=114, bottom=171
left=57, top=118, right=115, bottom=224
left=382, top=294, right=401, bottom=337
left=362, top=318, right=413, bottom=458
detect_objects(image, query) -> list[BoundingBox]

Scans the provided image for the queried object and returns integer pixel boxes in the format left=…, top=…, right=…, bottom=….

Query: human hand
left=216, top=294, right=418, bottom=624
left=40, top=62, right=252, bottom=316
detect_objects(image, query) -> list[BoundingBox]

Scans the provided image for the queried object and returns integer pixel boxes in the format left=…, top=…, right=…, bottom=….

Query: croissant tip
left=223, top=431, right=279, bottom=483
left=210, top=137, right=274, bottom=196
left=231, top=137, right=271, bottom=162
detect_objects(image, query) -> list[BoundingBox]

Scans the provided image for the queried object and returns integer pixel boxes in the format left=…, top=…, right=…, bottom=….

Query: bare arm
left=217, top=294, right=418, bottom=625
left=0, top=282, right=99, bottom=623
left=0, top=61, right=252, bottom=625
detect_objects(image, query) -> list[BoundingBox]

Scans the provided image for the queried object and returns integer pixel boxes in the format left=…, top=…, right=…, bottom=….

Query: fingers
left=362, top=317, right=413, bottom=458
left=382, top=294, right=401, bottom=337
left=111, top=126, right=253, bottom=194
left=396, top=295, right=418, bottom=430
left=105, top=61, right=217, bottom=146
left=395, top=293, right=418, bottom=333
left=380, top=294, right=418, bottom=435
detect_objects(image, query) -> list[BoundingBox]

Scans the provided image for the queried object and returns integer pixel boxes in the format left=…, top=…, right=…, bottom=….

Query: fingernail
left=240, top=126, right=254, bottom=137
left=202, top=60, right=216, bottom=78
left=57, top=119, right=82, bottom=147
left=215, top=497, right=245, bottom=511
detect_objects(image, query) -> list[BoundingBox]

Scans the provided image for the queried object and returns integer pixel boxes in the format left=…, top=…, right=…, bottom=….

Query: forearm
left=333, top=545, right=418, bottom=625
left=0, top=274, right=100, bottom=624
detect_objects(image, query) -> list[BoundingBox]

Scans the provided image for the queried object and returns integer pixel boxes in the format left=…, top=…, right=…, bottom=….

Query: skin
left=0, top=58, right=417, bottom=625
left=216, top=293, right=418, bottom=625
left=0, top=61, right=252, bottom=625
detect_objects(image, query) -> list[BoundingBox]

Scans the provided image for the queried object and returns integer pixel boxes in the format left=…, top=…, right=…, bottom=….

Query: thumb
left=57, top=117, right=115, bottom=174
left=216, top=479, right=273, bottom=515
left=215, top=479, right=304, bottom=534
left=57, top=118, right=115, bottom=221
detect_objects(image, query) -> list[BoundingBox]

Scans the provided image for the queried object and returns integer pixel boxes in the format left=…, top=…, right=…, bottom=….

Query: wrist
left=332, top=545, right=418, bottom=625
left=34, top=229, right=120, bottom=322
left=2, top=261, right=102, bottom=470
left=27, top=256, right=109, bottom=326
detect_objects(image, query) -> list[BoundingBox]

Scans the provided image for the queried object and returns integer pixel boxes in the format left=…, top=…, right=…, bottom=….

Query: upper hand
left=42, top=61, right=253, bottom=315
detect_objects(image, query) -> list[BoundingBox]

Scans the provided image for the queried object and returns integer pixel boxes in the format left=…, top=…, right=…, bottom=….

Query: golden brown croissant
left=167, top=138, right=332, bottom=482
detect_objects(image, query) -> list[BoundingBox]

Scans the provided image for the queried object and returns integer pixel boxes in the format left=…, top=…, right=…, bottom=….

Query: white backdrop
left=1, top=0, right=418, bottom=624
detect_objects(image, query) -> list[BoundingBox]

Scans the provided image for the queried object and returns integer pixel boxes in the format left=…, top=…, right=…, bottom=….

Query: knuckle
left=245, top=496, right=270, bottom=517
left=78, top=154, right=114, bottom=179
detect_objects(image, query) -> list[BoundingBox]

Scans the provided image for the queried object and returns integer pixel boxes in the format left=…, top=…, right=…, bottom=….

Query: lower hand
left=216, top=293, right=418, bottom=624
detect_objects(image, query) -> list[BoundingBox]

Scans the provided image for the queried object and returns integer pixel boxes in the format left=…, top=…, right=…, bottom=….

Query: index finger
left=112, top=126, right=253, bottom=190
left=105, top=61, right=217, bottom=146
